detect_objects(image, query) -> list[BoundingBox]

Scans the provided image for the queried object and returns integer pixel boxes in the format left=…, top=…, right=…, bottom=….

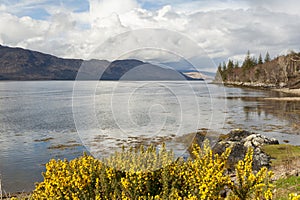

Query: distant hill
left=216, top=52, right=300, bottom=88
left=181, top=70, right=215, bottom=80
left=0, top=45, right=82, bottom=80
left=0, top=45, right=203, bottom=81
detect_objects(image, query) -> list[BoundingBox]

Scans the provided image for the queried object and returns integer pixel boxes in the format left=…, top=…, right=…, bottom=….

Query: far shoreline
left=214, top=81, right=300, bottom=97
left=272, top=88, right=300, bottom=96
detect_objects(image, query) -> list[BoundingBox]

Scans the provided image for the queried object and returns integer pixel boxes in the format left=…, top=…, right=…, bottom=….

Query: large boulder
left=211, top=129, right=279, bottom=171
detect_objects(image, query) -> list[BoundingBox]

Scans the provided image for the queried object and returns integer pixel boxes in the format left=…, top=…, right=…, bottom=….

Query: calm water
left=0, top=81, right=300, bottom=193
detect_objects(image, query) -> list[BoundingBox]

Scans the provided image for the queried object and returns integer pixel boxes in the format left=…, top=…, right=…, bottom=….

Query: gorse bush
left=32, top=141, right=276, bottom=199
left=289, top=193, right=300, bottom=200
left=227, top=148, right=273, bottom=200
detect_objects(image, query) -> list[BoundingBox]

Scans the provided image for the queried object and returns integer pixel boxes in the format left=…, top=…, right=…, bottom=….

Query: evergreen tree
left=242, top=50, right=255, bottom=69
left=258, top=53, right=263, bottom=64
left=264, top=52, right=271, bottom=63
left=222, top=62, right=227, bottom=81
left=227, top=59, right=234, bottom=71
left=222, top=61, right=227, bottom=71
left=218, top=63, right=222, bottom=71
left=215, top=63, right=223, bottom=81
left=251, top=56, right=258, bottom=66
left=226, top=60, right=234, bottom=81
left=217, top=63, right=222, bottom=74
left=234, top=61, right=239, bottom=68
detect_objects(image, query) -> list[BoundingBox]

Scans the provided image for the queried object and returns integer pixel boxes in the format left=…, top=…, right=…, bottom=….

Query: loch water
left=0, top=81, right=299, bottom=192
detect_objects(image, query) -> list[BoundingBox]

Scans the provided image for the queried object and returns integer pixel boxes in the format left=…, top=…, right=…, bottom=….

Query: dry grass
left=273, top=88, right=300, bottom=96
left=243, top=144, right=300, bottom=199
left=264, top=97, right=300, bottom=101
left=1, top=192, right=31, bottom=200
left=262, top=144, right=300, bottom=179
left=273, top=176, right=300, bottom=200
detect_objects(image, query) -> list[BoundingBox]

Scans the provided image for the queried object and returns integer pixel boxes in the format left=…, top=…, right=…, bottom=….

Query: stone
left=190, top=129, right=279, bottom=171
left=211, top=129, right=279, bottom=171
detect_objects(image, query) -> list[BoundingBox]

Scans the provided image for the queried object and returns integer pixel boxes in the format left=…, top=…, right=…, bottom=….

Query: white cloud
left=248, top=0, right=300, bottom=16
left=0, top=0, right=300, bottom=71
left=0, top=13, right=49, bottom=44
left=89, top=0, right=139, bottom=26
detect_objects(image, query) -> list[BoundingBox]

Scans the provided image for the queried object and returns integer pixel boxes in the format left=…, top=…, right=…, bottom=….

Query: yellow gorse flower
left=290, top=193, right=300, bottom=200
left=29, top=141, right=294, bottom=199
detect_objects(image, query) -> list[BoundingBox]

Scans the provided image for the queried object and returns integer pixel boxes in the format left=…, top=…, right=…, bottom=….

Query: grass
left=262, top=144, right=300, bottom=167
left=1, top=193, right=31, bottom=200
left=262, top=144, right=300, bottom=199
left=273, top=176, right=300, bottom=200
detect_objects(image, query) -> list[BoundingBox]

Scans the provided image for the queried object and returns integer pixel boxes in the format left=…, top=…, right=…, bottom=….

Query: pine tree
left=222, top=61, right=227, bottom=71
left=227, top=59, right=234, bottom=71
left=264, top=52, right=271, bottom=63
left=234, top=61, right=239, bottom=68
left=226, top=60, right=234, bottom=81
left=258, top=53, right=263, bottom=64
left=251, top=56, right=258, bottom=66
left=222, top=62, right=227, bottom=81
left=242, top=50, right=255, bottom=69
left=217, top=63, right=222, bottom=74
left=215, top=63, right=223, bottom=81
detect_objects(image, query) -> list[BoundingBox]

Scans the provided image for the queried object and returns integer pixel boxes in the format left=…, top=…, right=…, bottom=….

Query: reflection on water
left=223, top=87, right=300, bottom=144
left=0, top=81, right=299, bottom=193
left=256, top=100, right=300, bottom=132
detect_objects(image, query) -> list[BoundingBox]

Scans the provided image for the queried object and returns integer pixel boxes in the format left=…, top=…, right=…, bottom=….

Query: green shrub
left=32, top=142, right=277, bottom=199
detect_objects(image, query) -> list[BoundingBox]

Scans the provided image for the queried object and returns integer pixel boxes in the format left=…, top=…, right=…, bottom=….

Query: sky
left=0, top=0, right=300, bottom=71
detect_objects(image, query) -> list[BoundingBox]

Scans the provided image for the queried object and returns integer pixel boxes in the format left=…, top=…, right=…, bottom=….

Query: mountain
left=0, top=45, right=203, bottom=81
left=0, top=45, right=82, bottom=80
left=216, top=52, right=300, bottom=88
left=181, top=70, right=215, bottom=80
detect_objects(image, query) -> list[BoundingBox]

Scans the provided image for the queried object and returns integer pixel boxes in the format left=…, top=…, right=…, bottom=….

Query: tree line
left=217, top=51, right=271, bottom=81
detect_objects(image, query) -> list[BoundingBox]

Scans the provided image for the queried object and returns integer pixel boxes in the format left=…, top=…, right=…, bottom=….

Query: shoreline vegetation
left=2, top=129, right=300, bottom=200
left=214, top=50, right=300, bottom=93
left=223, top=81, right=300, bottom=97
left=220, top=81, right=300, bottom=102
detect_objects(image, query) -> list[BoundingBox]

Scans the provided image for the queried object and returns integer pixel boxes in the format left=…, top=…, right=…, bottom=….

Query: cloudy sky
left=0, top=0, right=300, bottom=71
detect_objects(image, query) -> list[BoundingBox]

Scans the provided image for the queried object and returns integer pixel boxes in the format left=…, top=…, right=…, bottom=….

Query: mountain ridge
left=0, top=45, right=203, bottom=81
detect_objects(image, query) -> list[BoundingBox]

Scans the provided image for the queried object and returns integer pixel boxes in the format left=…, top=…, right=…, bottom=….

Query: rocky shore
left=221, top=81, right=300, bottom=97
left=273, top=88, right=300, bottom=96
left=224, top=81, right=277, bottom=89
left=192, top=129, right=300, bottom=179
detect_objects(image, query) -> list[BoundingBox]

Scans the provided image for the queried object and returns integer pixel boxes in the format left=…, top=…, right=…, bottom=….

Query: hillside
left=0, top=45, right=83, bottom=80
left=216, top=52, right=300, bottom=89
left=0, top=45, right=203, bottom=81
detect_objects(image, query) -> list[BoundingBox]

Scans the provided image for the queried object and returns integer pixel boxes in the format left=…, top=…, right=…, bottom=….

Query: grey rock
left=211, top=129, right=279, bottom=171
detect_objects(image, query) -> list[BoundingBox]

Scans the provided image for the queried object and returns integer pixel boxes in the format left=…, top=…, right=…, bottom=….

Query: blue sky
left=1, top=0, right=251, bottom=20
left=0, top=0, right=300, bottom=71
left=1, top=0, right=90, bottom=19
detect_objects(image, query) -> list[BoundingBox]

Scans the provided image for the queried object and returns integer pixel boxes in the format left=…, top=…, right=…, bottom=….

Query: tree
left=264, top=52, right=271, bottom=63
left=258, top=53, right=263, bottom=64
left=242, top=50, right=256, bottom=70
left=226, top=60, right=234, bottom=81
left=234, top=61, right=239, bottom=68
left=217, top=63, right=222, bottom=73
left=222, top=61, right=227, bottom=71
left=227, top=59, right=234, bottom=71
left=215, top=63, right=223, bottom=82
left=222, top=62, right=227, bottom=81
left=251, top=56, right=258, bottom=66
